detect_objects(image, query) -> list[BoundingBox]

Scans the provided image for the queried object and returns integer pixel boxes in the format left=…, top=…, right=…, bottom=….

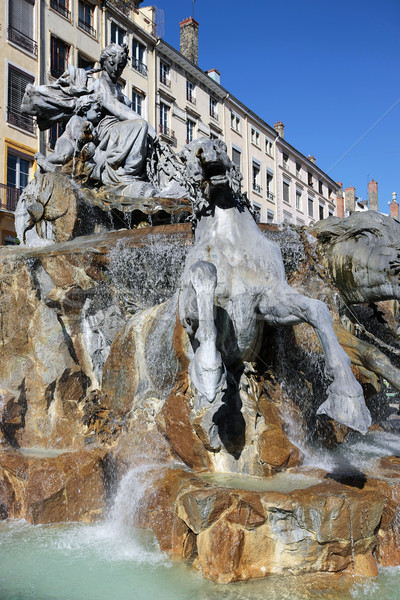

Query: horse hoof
left=316, top=391, right=372, bottom=435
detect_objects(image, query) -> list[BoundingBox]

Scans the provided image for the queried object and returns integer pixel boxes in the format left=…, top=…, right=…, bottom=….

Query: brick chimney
left=336, top=181, right=344, bottom=218
left=368, top=178, right=379, bottom=211
left=345, top=186, right=356, bottom=214
left=308, top=155, right=316, bottom=165
left=391, top=192, right=399, bottom=220
left=180, top=17, right=199, bottom=65
left=274, top=122, right=284, bottom=138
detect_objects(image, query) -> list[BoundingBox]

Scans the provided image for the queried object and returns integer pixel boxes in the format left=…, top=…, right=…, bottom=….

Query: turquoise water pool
left=0, top=519, right=399, bottom=600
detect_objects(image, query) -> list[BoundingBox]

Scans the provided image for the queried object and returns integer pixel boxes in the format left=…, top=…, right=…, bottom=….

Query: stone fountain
left=1, top=43, right=400, bottom=585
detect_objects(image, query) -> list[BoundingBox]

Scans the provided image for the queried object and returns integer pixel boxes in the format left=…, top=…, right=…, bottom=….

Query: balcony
left=78, top=18, right=96, bottom=37
left=7, top=108, right=36, bottom=134
left=132, top=58, right=148, bottom=77
left=252, top=183, right=262, bottom=194
left=50, top=0, right=71, bottom=19
left=210, top=109, right=218, bottom=121
left=159, top=124, right=175, bottom=140
left=0, top=185, right=21, bottom=212
left=186, top=93, right=196, bottom=105
left=8, top=27, right=38, bottom=56
left=160, top=74, right=171, bottom=88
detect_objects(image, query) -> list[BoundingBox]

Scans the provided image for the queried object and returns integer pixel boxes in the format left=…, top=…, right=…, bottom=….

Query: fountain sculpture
left=0, top=43, right=400, bottom=586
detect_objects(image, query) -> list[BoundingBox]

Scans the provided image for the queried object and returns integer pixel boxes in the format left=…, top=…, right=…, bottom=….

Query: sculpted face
left=314, top=211, right=400, bottom=304
left=181, top=138, right=238, bottom=191
left=103, top=50, right=127, bottom=82
left=85, top=101, right=102, bottom=125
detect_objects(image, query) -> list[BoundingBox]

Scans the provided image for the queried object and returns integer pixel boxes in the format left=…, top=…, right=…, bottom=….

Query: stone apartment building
left=0, top=0, right=338, bottom=244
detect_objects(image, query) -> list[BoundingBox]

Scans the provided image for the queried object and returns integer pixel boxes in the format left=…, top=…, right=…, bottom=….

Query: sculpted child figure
left=35, top=95, right=102, bottom=173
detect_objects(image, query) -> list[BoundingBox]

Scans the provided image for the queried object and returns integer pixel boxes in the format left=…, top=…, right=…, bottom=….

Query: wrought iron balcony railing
left=267, top=191, right=274, bottom=201
left=78, top=18, right=96, bottom=37
left=8, top=27, right=38, bottom=56
left=7, top=108, right=36, bottom=134
left=0, top=184, right=21, bottom=212
left=186, top=93, right=196, bottom=105
left=252, top=183, right=262, bottom=194
left=50, top=0, right=71, bottom=20
left=132, top=58, right=148, bottom=76
left=159, top=124, right=175, bottom=140
left=159, top=74, right=171, bottom=87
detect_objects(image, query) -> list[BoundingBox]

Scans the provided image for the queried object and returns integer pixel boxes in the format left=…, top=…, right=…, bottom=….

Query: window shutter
left=8, top=66, right=34, bottom=113
left=9, top=0, right=34, bottom=38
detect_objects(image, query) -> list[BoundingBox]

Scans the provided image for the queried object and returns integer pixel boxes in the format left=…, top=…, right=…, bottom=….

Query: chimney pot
left=274, top=121, right=284, bottom=138
left=206, top=68, right=220, bottom=84
left=307, top=155, right=316, bottom=164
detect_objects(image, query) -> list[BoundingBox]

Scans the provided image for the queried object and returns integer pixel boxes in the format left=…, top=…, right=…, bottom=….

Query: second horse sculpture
left=178, top=139, right=371, bottom=448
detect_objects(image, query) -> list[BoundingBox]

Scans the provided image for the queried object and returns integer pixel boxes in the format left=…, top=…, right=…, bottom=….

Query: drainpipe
left=273, top=134, right=279, bottom=222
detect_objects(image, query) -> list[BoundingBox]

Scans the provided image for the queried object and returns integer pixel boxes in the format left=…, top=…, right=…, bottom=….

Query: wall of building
left=1, top=0, right=339, bottom=245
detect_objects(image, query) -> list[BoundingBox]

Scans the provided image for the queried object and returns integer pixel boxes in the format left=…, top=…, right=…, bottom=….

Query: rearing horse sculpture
left=178, top=139, right=371, bottom=447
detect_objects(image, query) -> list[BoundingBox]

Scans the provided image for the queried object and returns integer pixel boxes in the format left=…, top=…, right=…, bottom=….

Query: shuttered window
left=7, top=65, right=35, bottom=133
left=8, top=0, right=37, bottom=55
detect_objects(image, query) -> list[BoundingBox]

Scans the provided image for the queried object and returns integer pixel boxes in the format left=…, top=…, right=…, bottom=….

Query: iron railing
left=186, top=92, right=196, bottom=105
left=253, top=183, right=261, bottom=193
left=8, top=26, right=38, bottom=56
left=132, top=58, right=148, bottom=76
left=210, top=109, right=218, bottom=121
left=0, top=185, right=21, bottom=212
left=159, top=74, right=171, bottom=87
left=78, top=18, right=96, bottom=37
left=50, top=0, right=71, bottom=19
left=267, top=191, right=274, bottom=201
left=7, top=108, right=36, bottom=134
left=159, top=124, right=175, bottom=140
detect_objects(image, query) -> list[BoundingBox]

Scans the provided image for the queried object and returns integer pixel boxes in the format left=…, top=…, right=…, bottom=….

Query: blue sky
left=147, top=0, right=400, bottom=212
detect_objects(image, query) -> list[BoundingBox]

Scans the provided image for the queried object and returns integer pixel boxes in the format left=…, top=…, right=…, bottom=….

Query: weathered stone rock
left=0, top=448, right=106, bottom=523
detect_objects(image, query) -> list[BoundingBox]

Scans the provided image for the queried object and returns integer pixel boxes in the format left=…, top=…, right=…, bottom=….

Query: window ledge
left=6, top=122, right=37, bottom=139
left=49, top=7, right=72, bottom=23
left=77, top=25, right=98, bottom=41
left=7, top=40, right=38, bottom=60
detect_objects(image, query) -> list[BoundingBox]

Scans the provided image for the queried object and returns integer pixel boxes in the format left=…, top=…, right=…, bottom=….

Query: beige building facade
left=1, top=0, right=338, bottom=244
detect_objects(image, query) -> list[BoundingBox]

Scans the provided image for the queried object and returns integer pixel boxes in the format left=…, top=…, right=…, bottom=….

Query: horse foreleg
left=180, top=260, right=226, bottom=404
left=259, top=285, right=371, bottom=434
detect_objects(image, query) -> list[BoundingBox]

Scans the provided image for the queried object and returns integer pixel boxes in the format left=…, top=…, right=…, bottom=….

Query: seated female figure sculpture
left=22, top=43, right=184, bottom=198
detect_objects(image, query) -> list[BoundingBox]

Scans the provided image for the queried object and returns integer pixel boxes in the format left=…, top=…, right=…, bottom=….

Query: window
left=308, top=197, right=314, bottom=217
left=308, top=172, right=313, bottom=187
left=159, top=102, right=174, bottom=139
left=283, top=210, right=292, bottom=223
left=266, top=171, right=274, bottom=201
left=50, top=0, right=70, bottom=19
left=267, top=209, right=274, bottom=223
left=78, top=1, right=95, bottom=36
left=132, top=39, right=147, bottom=76
left=329, top=211, right=333, bottom=218
left=230, top=111, right=240, bottom=132
left=232, top=148, right=241, bottom=171
left=49, top=121, right=65, bottom=149
left=319, top=204, right=324, bottom=220
left=296, top=189, right=302, bottom=211
left=251, top=128, right=260, bottom=147
left=253, top=203, right=261, bottom=223
left=296, top=162, right=301, bottom=176
left=77, top=53, right=95, bottom=71
left=132, top=89, right=144, bottom=116
left=8, top=0, right=38, bottom=55
left=265, top=138, right=273, bottom=156
left=160, top=61, right=170, bottom=87
left=6, top=151, right=32, bottom=210
left=7, top=65, right=35, bottom=133
left=283, top=180, right=290, bottom=203
left=50, top=36, right=69, bottom=78
left=186, top=80, right=196, bottom=104
left=328, top=187, right=332, bottom=198
left=110, top=22, right=125, bottom=45
left=318, top=180, right=323, bottom=195
left=252, top=162, right=261, bottom=193
left=210, top=97, right=218, bottom=120
left=283, top=153, right=289, bottom=169
left=186, top=119, right=195, bottom=144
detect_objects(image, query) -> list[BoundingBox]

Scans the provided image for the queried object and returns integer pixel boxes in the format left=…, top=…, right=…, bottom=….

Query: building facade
left=0, top=1, right=338, bottom=244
